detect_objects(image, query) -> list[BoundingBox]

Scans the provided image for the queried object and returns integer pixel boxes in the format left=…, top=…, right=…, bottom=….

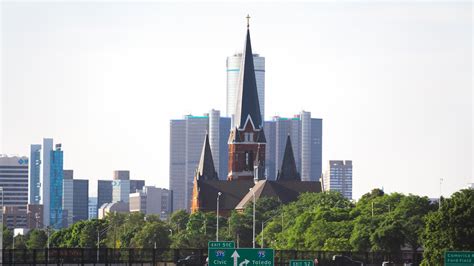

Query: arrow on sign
left=239, top=259, right=250, bottom=266
left=231, top=250, right=240, bottom=266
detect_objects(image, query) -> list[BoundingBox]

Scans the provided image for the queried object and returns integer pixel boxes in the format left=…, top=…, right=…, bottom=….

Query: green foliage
left=131, top=221, right=171, bottom=248
left=14, top=234, right=27, bottom=249
left=15, top=187, right=469, bottom=257
left=26, top=229, right=48, bottom=249
left=2, top=225, right=13, bottom=249
left=421, top=189, right=474, bottom=265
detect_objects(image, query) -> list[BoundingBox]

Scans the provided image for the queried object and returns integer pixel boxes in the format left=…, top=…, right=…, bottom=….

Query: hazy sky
left=1, top=1, right=472, bottom=199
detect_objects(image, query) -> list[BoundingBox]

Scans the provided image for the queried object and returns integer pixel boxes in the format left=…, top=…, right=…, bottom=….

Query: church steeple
left=277, top=135, right=301, bottom=181
left=227, top=16, right=266, bottom=181
left=234, top=17, right=263, bottom=130
left=196, top=133, right=218, bottom=180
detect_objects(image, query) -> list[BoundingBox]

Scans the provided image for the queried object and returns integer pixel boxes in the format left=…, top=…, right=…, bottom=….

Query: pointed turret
left=196, top=133, right=218, bottom=180
left=277, top=135, right=301, bottom=181
left=234, top=21, right=263, bottom=130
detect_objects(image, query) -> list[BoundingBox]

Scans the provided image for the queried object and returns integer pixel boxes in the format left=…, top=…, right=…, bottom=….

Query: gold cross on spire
left=246, top=14, right=251, bottom=28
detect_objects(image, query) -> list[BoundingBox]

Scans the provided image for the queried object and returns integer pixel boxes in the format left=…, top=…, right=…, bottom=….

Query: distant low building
left=129, top=186, right=172, bottom=218
left=88, top=197, right=97, bottom=219
left=26, top=204, right=43, bottom=229
left=98, top=201, right=129, bottom=219
left=3, top=206, right=27, bottom=229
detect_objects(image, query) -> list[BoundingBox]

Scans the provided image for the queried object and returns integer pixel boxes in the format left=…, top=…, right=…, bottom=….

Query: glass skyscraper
left=50, top=144, right=64, bottom=229
left=227, top=53, right=265, bottom=121
left=264, top=111, right=323, bottom=181
left=29, top=144, right=41, bottom=204
left=169, top=112, right=231, bottom=211
left=97, top=180, right=112, bottom=213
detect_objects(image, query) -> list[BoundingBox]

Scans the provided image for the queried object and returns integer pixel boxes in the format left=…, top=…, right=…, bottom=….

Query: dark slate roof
left=276, top=135, right=301, bottom=181
left=196, top=133, right=218, bottom=181
left=196, top=180, right=255, bottom=211
left=235, top=180, right=322, bottom=210
left=234, top=28, right=263, bottom=130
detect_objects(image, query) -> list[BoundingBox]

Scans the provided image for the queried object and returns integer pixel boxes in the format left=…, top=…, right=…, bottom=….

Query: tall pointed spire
left=234, top=16, right=262, bottom=130
left=277, top=135, right=301, bottom=181
left=196, top=133, right=218, bottom=180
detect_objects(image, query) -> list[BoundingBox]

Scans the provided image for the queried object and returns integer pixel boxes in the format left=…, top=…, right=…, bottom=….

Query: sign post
left=445, top=251, right=474, bottom=266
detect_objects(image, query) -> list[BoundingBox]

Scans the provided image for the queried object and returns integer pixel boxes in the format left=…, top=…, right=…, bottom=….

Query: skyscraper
left=29, top=144, right=41, bottom=204
left=72, top=179, right=89, bottom=223
left=40, top=138, right=53, bottom=226
left=0, top=155, right=29, bottom=210
left=323, top=160, right=353, bottom=199
left=97, top=180, right=112, bottom=212
left=112, top=170, right=130, bottom=203
left=130, top=179, right=145, bottom=193
left=169, top=113, right=231, bottom=211
left=62, top=170, right=74, bottom=226
left=50, top=144, right=64, bottom=229
left=264, top=111, right=322, bottom=181
left=227, top=53, right=265, bottom=121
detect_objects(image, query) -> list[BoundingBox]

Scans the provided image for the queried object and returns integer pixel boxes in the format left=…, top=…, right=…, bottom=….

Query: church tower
left=228, top=16, right=266, bottom=181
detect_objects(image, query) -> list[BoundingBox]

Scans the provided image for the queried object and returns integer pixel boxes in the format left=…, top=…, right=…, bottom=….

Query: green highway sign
left=289, top=260, right=314, bottom=266
left=208, top=241, right=235, bottom=249
left=209, top=248, right=274, bottom=266
left=445, top=251, right=474, bottom=266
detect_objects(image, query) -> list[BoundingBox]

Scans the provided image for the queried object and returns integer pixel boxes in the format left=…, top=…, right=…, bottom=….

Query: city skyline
left=1, top=2, right=471, bottom=199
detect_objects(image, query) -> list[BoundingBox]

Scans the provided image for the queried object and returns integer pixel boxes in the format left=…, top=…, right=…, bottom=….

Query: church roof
left=234, top=25, right=263, bottom=130
left=196, top=133, right=218, bottom=181
left=196, top=180, right=255, bottom=211
left=235, top=180, right=322, bottom=210
left=276, top=135, right=301, bottom=181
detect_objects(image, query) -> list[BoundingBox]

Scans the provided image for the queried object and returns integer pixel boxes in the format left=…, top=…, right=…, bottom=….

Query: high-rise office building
left=62, top=170, right=74, bottom=226
left=227, top=53, right=265, bottom=121
left=130, top=179, right=145, bottom=193
left=264, top=111, right=322, bottom=181
left=97, top=180, right=112, bottom=212
left=40, top=138, right=53, bottom=226
left=72, top=179, right=89, bottom=223
left=50, top=144, right=64, bottom=229
left=169, top=113, right=231, bottom=211
left=29, top=144, right=41, bottom=204
left=323, top=160, right=353, bottom=199
left=0, top=155, right=29, bottom=210
left=112, top=170, right=130, bottom=203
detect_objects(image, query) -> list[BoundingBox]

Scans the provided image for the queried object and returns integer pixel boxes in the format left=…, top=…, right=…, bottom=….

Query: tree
left=2, top=225, right=13, bottom=249
left=13, top=234, right=27, bottom=249
left=27, top=229, right=48, bottom=249
left=421, top=189, right=474, bottom=265
left=169, top=210, right=189, bottom=234
left=131, top=221, right=171, bottom=248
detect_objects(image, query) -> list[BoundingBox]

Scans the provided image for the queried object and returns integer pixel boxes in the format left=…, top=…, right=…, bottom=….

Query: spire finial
left=246, top=14, right=251, bottom=28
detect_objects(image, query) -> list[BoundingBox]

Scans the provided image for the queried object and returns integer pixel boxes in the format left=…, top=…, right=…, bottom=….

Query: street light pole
left=249, top=188, right=256, bottom=248
left=216, top=192, right=222, bottom=241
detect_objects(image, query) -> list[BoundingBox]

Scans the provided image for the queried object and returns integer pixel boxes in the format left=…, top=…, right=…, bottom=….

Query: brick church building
left=191, top=22, right=321, bottom=215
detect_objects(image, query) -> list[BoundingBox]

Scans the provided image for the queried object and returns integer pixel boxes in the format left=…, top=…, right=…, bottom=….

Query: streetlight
left=216, top=192, right=222, bottom=241
left=249, top=187, right=256, bottom=248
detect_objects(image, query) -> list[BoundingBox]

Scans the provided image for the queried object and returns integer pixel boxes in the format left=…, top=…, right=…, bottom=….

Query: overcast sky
left=1, top=1, right=472, bottom=199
